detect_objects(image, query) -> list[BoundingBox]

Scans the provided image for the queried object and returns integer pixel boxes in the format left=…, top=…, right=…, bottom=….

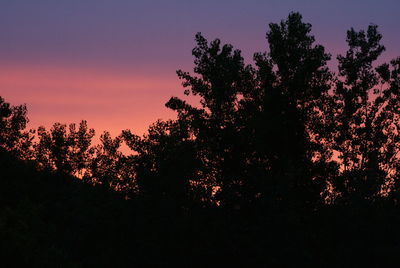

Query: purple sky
left=1, top=0, right=399, bottom=135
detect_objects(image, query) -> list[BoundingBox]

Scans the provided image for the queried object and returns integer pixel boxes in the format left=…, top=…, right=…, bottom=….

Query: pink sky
left=0, top=64, right=183, bottom=136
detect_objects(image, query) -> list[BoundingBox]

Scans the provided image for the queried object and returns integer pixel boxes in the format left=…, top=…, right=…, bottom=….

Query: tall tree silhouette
left=166, top=32, right=255, bottom=208
left=248, top=12, right=335, bottom=208
left=383, top=57, right=400, bottom=203
left=330, top=25, right=400, bottom=203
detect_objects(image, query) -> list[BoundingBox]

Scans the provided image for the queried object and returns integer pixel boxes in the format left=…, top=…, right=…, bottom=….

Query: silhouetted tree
left=34, top=120, right=95, bottom=176
left=122, top=119, right=203, bottom=207
left=330, top=25, right=400, bottom=204
left=247, top=12, right=336, bottom=209
left=383, top=57, right=400, bottom=202
left=166, top=32, right=256, bottom=208
left=68, top=120, right=96, bottom=177
left=0, top=96, right=34, bottom=159
left=86, top=131, right=131, bottom=192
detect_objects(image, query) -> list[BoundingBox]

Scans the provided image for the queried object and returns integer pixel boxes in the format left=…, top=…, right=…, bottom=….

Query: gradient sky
left=1, top=0, right=399, bottom=136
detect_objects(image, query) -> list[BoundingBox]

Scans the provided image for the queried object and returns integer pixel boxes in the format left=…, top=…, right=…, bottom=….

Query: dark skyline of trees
left=2, top=12, right=400, bottom=266
left=3, top=12, right=398, bottom=208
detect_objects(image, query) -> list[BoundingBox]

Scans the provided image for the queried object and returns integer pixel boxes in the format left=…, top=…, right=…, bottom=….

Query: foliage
left=0, top=96, right=33, bottom=159
left=34, top=120, right=95, bottom=177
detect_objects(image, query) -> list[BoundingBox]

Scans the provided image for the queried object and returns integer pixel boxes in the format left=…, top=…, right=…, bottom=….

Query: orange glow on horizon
left=0, top=64, right=183, bottom=137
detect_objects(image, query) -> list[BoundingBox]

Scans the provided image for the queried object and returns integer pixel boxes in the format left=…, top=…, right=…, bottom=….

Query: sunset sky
left=1, top=0, right=399, bottom=136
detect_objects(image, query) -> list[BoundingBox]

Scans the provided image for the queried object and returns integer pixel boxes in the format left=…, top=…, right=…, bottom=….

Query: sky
left=1, top=0, right=399, bottom=136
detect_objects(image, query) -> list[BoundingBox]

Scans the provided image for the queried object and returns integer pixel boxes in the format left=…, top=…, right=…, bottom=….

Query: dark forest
left=2, top=13, right=400, bottom=267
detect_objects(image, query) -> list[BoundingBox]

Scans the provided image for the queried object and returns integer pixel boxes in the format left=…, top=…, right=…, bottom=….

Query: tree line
left=2, top=12, right=400, bottom=211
